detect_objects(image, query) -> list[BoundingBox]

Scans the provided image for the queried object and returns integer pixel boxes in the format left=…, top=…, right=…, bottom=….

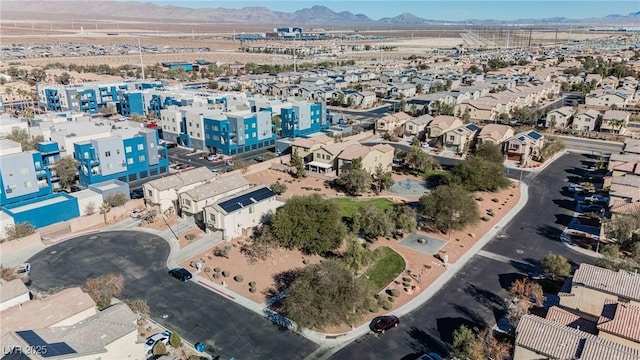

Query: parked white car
left=145, top=331, right=171, bottom=353
left=584, top=194, right=609, bottom=204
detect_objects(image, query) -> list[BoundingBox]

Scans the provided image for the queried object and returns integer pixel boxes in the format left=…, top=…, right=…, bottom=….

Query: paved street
left=26, top=231, right=318, bottom=360
left=332, top=153, right=596, bottom=359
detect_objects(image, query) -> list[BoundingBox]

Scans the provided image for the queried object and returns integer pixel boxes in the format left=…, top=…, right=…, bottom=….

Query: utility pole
left=528, top=28, right=533, bottom=47
left=138, top=39, right=145, bottom=80
left=293, top=37, right=297, bottom=73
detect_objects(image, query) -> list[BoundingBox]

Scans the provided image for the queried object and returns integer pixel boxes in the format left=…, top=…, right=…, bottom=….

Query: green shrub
left=185, top=233, right=196, bottom=241
left=402, top=281, right=411, bottom=288
left=387, top=288, right=400, bottom=297
left=314, top=187, right=322, bottom=191
left=248, top=281, right=256, bottom=287
left=270, top=182, right=287, bottom=195
left=381, top=300, right=393, bottom=310
left=234, top=275, right=243, bottom=282
left=401, top=277, right=412, bottom=283
left=481, top=216, right=490, bottom=222
left=222, top=271, right=230, bottom=277
left=169, top=331, right=182, bottom=348
left=491, top=198, right=499, bottom=203
left=475, top=196, right=484, bottom=201
left=368, top=302, right=380, bottom=313
left=374, top=293, right=383, bottom=301
left=204, top=267, right=212, bottom=273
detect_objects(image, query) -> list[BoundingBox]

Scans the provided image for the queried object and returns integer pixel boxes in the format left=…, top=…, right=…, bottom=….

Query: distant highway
left=555, top=135, right=624, bottom=155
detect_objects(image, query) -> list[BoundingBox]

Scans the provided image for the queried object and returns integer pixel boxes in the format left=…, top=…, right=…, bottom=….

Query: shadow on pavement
left=552, top=198, right=577, bottom=212
left=498, top=272, right=526, bottom=291
left=538, top=223, right=565, bottom=239
left=452, top=304, right=490, bottom=330
left=405, top=326, right=449, bottom=358
left=465, top=283, right=504, bottom=309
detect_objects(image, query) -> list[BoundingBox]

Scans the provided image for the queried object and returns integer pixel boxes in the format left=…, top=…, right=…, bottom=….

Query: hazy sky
left=142, top=0, right=639, bottom=21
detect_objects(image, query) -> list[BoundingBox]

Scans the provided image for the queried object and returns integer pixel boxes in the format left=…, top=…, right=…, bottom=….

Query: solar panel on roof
left=16, top=330, right=77, bottom=358
left=218, top=187, right=276, bottom=214
left=466, top=124, right=481, bottom=132
left=527, top=131, right=542, bottom=140
left=517, top=136, right=526, bottom=142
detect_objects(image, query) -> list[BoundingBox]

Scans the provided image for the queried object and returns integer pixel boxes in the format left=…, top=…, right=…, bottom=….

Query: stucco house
left=204, top=186, right=282, bottom=240
left=178, top=174, right=251, bottom=224
left=504, top=130, right=545, bottom=165
left=143, top=167, right=215, bottom=214
left=443, top=123, right=481, bottom=154
left=572, top=109, right=600, bottom=131
left=585, top=90, right=629, bottom=108
left=403, top=114, right=434, bottom=139
left=290, top=134, right=335, bottom=163
left=601, top=109, right=630, bottom=134
left=375, top=112, right=412, bottom=135
left=304, top=141, right=394, bottom=176
left=0, top=279, right=30, bottom=312
left=545, top=106, right=575, bottom=128
left=476, top=124, right=514, bottom=146
left=426, top=115, right=463, bottom=140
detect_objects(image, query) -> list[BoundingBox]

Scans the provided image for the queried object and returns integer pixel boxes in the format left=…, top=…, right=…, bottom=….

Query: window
left=183, top=199, right=191, bottom=206
left=139, top=155, right=146, bottom=162
left=245, top=134, right=249, bottom=139
left=23, top=181, right=32, bottom=188
left=125, top=146, right=132, bottom=153
left=252, top=123, right=256, bottom=128
left=20, top=168, right=28, bottom=175
left=116, top=149, right=121, bottom=154
left=197, top=133, right=201, bottom=137
left=137, top=144, right=144, bottom=150
left=35, top=161, right=41, bottom=168
left=209, top=213, right=216, bottom=221
left=449, top=135, right=455, bottom=141
left=196, top=123, right=200, bottom=128
left=107, top=163, right=113, bottom=169
left=252, top=132, right=256, bottom=138
left=105, top=150, right=111, bottom=157
left=249, top=206, right=254, bottom=214
left=127, top=158, right=133, bottom=164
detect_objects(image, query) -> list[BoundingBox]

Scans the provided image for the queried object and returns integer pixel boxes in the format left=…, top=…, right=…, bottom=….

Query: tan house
left=504, top=130, right=545, bottom=165
left=597, top=299, right=640, bottom=350
left=403, top=114, right=434, bottom=138
left=204, top=186, right=283, bottom=240
left=178, top=174, right=250, bottom=224
left=454, top=100, right=500, bottom=122
left=290, top=134, right=335, bottom=162
left=426, top=115, right=463, bottom=140
left=573, top=109, right=600, bottom=131
left=0, top=287, right=96, bottom=337
left=476, top=124, right=514, bottom=146
left=585, top=90, right=629, bottom=108
left=623, top=138, right=640, bottom=155
left=559, top=263, right=640, bottom=317
left=443, top=123, right=481, bottom=154
left=143, top=167, right=215, bottom=213
left=0, top=279, right=30, bottom=312
left=514, top=314, right=640, bottom=360
left=601, top=109, right=630, bottom=134
left=545, top=106, right=575, bottom=128
left=336, top=143, right=394, bottom=175
left=375, top=112, right=412, bottom=135
left=0, top=303, right=145, bottom=360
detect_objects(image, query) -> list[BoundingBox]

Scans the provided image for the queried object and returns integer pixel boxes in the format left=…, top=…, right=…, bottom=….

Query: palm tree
left=607, top=118, right=625, bottom=134
left=4, top=87, right=14, bottom=113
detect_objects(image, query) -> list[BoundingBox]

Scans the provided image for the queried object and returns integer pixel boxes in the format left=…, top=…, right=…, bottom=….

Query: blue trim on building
left=3, top=193, right=80, bottom=229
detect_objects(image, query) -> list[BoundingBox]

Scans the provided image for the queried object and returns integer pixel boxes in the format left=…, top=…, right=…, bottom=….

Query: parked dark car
left=583, top=204, right=604, bottom=213
left=168, top=268, right=192, bottom=282
left=130, top=188, right=144, bottom=199
left=369, top=315, right=399, bottom=333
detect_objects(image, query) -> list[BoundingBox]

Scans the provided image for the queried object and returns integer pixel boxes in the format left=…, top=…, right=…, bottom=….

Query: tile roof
left=549, top=106, right=575, bottom=117
left=0, top=287, right=96, bottom=337
left=428, top=115, right=461, bottom=129
left=478, top=124, right=512, bottom=142
left=322, top=140, right=360, bottom=155
left=545, top=306, right=598, bottom=334
left=146, top=167, right=214, bottom=191
left=572, top=263, right=640, bottom=302
left=598, top=299, right=640, bottom=343
left=337, top=144, right=371, bottom=160
left=609, top=200, right=640, bottom=214
left=406, top=114, right=434, bottom=126
left=0, top=279, right=29, bottom=305
left=516, top=314, right=640, bottom=360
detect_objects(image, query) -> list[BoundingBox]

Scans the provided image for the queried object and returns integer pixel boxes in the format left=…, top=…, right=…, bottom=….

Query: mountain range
left=2, top=0, right=639, bottom=26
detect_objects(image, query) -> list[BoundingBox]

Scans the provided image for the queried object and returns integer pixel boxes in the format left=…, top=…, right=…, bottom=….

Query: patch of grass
left=364, top=247, right=406, bottom=291
left=331, top=198, right=394, bottom=219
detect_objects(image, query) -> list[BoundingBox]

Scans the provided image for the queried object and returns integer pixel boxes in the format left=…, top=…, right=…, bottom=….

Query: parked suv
left=168, top=268, right=192, bottom=282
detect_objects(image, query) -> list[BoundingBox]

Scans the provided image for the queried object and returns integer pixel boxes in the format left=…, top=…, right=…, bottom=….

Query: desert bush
left=368, top=302, right=380, bottom=313
left=185, top=233, right=196, bottom=241
left=249, top=287, right=256, bottom=293
left=152, top=341, right=168, bottom=356
left=248, top=281, right=256, bottom=287
left=381, top=300, right=393, bottom=310
left=3, top=222, right=36, bottom=241
left=402, top=277, right=412, bottom=283
left=104, top=192, right=127, bottom=207
left=270, top=181, right=287, bottom=195
left=213, top=267, right=221, bottom=272
left=222, top=271, right=230, bottom=277
left=169, top=331, right=182, bottom=348
left=475, top=196, right=484, bottom=201
left=234, top=275, right=244, bottom=282
left=387, top=288, right=400, bottom=297
left=213, top=273, right=221, bottom=279
left=83, top=273, right=124, bottom=309
left=214, top=245, right=232, bottom=258
left=124, top=298, right=150, bottom=316
left=388, top=296, right=396, bottom=303
left=481, top=216, right=490, bottom=222
left=491, top=198, right=499, bottom=203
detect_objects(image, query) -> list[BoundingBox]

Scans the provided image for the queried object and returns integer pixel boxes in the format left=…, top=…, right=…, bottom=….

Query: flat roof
left=8, top=196, right=67, bottom=213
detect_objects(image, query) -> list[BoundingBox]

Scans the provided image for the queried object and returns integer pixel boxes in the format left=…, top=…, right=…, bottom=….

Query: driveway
left=27, top=230, right=318, bottom=360
left=332, top=153, right=596, bottom=359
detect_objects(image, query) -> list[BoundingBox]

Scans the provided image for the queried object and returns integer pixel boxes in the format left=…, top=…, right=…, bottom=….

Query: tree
left=468, top=328, right=512, bottom=360
left=405, top=144, right=440, bottom=173
left=387, top=205, right=417, bottom=233
left=473, top=143, right=504, bottom=164
left=152, top=342, right=168, bottom=356
left=418, top=184, right=479, bottom=233
left=341, top=237, right=374, bottom=271
left=335, top=158, right=372, bottom=196
left=290, top=148, right=306, bottom=178
left=540, top=253, right=571, bottom=278
left=282, top=259, right=373, bottom=329
left=104, top=192, right=127, bottom=207
left=57, top=72, right=71, bottom=85
left=270, top=181, right=287, bottom=195
left=271, top=194, right=346, bottom=254
left=84, top=201, right=96, bottom=215
left=605, top=208, right=640, bottom=252
left=3, top=222, right=36, bottom=241
left=452, top=155, right=511, bottom=192
left=100, top=202, right=112, bottom=224
left=169, top=331, right=182, bottom=348
left=508, top=278, right=544, bottom=307
left=415, top=83, right=424, bottom=94
left=451, top=324, right=476, bottom=359
left=83, top=273, right=125, bottom=309
left=54, top=157, right=78, bottom=190
left=431, top=100, right=454, bottom=116
left=5, top=128, right=44, bottom=151
left=352, top=204, right=394, bottom=241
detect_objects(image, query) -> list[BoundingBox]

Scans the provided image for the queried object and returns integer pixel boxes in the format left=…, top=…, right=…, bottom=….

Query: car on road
left=145, top=331, right=171, bottom=353
left=168, top=268, right=192, bottom=282
left=369, top=315, right=399, bottom=333
left=567, top=184, right=585, bottom=193
left=16, top=263, right=31, bottom=276
left=163, top=142, right=178, bottom=149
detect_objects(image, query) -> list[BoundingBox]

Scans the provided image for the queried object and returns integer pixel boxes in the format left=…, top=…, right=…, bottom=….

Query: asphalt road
left=557, top=136, right=624, bottom=155
left=332, top=153, right=596, bottom=360
left=26, top=231, right=318, bottom=360
left=167, top=147, right=275, bottom=172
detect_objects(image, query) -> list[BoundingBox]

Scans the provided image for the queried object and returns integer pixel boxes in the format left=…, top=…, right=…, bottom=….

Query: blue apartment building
left=73, top=128, right=169, bottom=186
left=203, top=110, right=276, bottom=155
left=280, top=101, right=329, bottom=138
left=38, top=81, right=163, bottom=114
left=0, top=141, right=80, bottom=228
